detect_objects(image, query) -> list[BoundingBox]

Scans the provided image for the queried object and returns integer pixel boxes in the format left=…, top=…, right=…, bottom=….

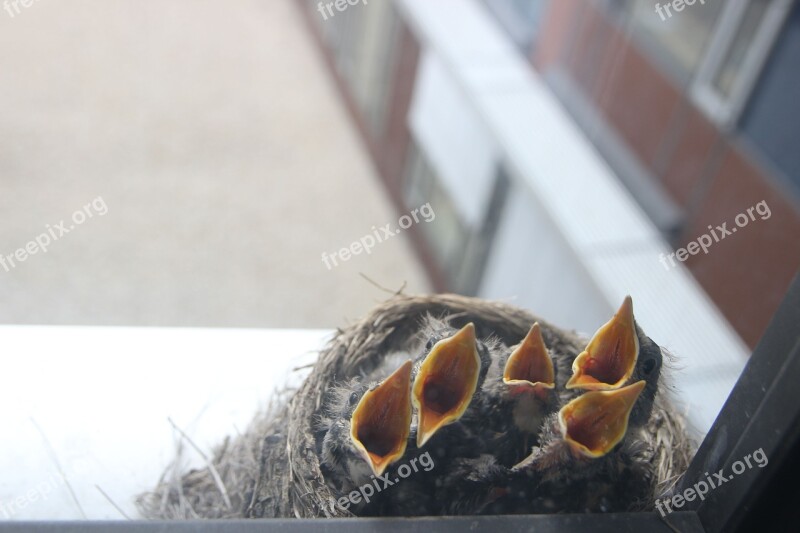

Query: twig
left=95, top=485, right=131, bottom=520
left=30, top=418, right=87, bottom=519
left=167, top=417, right=233, bottom=510
left=358, top=273, right=407, bottom=297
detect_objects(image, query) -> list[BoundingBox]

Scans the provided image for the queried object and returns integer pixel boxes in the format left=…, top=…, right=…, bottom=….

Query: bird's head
left=512, top=379, right=647, bottom=479
left=412, top=321, right=490, bottom=447
left=502, top=322, right=556, bottom=402
left=558, top=380, right=647, bottom=459
left=321, top=360, right=413, bottom=480
left=565, top=296, right=662, bottom=424
left=349, top=360, right=413, bottom=477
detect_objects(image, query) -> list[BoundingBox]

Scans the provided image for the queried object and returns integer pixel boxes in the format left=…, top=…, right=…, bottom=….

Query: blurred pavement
left=0, top=0, right=429, bottom=327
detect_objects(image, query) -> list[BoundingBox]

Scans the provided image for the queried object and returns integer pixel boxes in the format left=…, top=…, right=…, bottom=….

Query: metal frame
left=0, top=512, right=705, bottom=532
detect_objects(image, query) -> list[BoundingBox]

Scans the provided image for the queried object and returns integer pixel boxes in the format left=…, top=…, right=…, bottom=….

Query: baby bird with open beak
left=566, top=296, right=662, bottom=395
left=494, top=379, right=654, bottom=514
left=317, top=360, right=414, bottom=513
left=565, top=296, right=662, bottom=414
left=409, top=317, right=494, bottom=459
left=477, top=323, right=559, bottom=465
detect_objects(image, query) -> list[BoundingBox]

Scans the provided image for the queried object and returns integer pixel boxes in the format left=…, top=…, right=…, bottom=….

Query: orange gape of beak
left=559, top=380, right=646, bottom=458
left=567, top=296, right=639, bottom=391
left=412, top=323, right=481, bottom=447
left=350, top=360, right=413, bottom=476
left=503, top=323, right=555, bottom=399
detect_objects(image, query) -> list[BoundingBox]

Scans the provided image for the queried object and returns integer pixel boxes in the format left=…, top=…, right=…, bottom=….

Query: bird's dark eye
left=349, top=391, right=360, bottom=405
left=425, top=338, right=435, bottom=351
left=641, top=357, right=657, bottom=375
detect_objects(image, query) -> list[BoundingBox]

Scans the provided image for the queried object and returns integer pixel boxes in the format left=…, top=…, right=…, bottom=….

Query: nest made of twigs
left=137, top=293, right=695, bottom=519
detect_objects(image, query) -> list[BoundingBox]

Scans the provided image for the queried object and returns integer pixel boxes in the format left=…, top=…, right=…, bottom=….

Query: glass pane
left=482, top=0, right=548, bottom=51
left=713, top=0, right=771, bottom=97
left=403, top=144, right=470, bottom=282
left=627, top=0, right=725, bottom=79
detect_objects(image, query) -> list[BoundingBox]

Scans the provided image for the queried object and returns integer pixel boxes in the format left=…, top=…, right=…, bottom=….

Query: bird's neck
left=512, top=394, right=547, bottom=434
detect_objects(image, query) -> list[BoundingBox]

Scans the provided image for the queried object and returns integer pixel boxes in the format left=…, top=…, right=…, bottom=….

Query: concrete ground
left=0, top=0, right=429, bottom=328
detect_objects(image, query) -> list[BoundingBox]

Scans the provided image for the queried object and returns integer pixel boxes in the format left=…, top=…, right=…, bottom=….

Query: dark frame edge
left=681, top=271, right=800, bottom=533
left=0, top=512, right=704, bottom=533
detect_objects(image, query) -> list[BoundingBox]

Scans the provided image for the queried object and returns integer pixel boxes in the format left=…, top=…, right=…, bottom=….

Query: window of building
left=402, top=142, right=509, bottom=295
left=691, top=0, right=794, bottom=128
left=740, top=3, right=800, bottom=193
left=403, top=143, right=471, bottom=289
left=607, top=0, right=794, bottom=128
left=306, top=0, right=400, bottom=140
left=620, top=0, right=724, bottom=82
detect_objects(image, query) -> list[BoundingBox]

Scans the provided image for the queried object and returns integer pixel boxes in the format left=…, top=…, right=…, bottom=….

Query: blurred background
left=0, top=0, right=799, bottom=467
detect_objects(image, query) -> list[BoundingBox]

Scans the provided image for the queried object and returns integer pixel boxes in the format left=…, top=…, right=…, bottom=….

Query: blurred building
left=298, top=0, right=799, bottom=353
left=530, top=0, right=800, bottom=349
left=294, top=0, right=800, bottom=430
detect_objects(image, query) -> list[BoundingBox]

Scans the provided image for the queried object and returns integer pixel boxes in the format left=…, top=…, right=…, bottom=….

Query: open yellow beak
left=559, top=380, right=646, bottom=458
left=503, top=323, right=555, bottom=399
left=412, top=323, right=480, bottom=447
left=350, top=360, right=413, bottom=476
left=566, top=296, right=639, bottom=390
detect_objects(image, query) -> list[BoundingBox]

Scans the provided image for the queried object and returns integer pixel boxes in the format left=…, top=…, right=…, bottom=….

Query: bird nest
left=137, top=293, right=695, bottom=519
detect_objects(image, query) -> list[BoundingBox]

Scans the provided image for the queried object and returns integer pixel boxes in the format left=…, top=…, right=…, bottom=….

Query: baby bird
left=565, top=296, right=663, bottom=425
left=477, top=323, right=559, bottom=465
left=317, top=360, right=413, bottom=513
left=410, top=318, right=493, bottom=454
left=496, top=380, right=653, bottom=514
